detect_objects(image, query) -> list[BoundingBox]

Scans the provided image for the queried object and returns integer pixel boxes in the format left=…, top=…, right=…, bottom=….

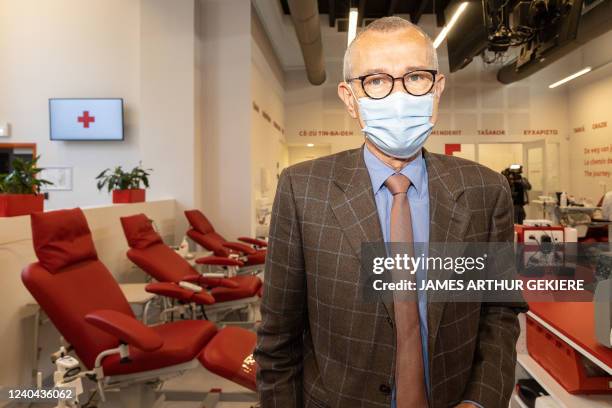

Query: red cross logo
left=78, top=111, right=95, bottom=128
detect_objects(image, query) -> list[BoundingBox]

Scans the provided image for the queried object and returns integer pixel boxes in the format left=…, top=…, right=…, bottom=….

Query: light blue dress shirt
left=362, top=146, right=430, bottom=403
left=363, top=145, right=482, bottom=408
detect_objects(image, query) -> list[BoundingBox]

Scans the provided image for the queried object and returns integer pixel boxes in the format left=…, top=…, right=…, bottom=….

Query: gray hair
left=343, top=16, right=438, bottom=81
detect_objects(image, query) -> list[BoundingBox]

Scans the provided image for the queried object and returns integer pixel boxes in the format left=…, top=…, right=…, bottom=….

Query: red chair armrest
left=184, top=274, right=240, bottom=289
left=195, top=256, right=244, bottom=267
left=222, top=242, right=257, bottom=255
left=85, top=310, right=163, bottom=352
left=237, top=237, right=268, bottom=248
left=145, top=281, right=187, bottom=298
left=145, top=282, right=215, bottom=305
left=181, top=274, right=202, bottom=284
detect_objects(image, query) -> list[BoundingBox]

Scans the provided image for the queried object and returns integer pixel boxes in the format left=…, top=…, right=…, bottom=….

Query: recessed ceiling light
left=548, top=67, right=592, bottom=89
left=433, top=2, right=468, bottom=49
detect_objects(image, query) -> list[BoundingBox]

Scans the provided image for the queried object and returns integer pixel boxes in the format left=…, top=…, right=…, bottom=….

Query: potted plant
left=0, top=156, right=53, bottom=217
left=96, top=163, right=152, bottom=204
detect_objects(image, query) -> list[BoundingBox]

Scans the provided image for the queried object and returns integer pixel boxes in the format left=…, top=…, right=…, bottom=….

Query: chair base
left=237, top=264, right=264, bottom=276
left=164, top=389, right=259, bottom=407
left=97, top=386, right=258, bottom=408
left=204, top=296, right=260, bottom=327
left=150, top=296, right=259, bottom=327
left=104, top=359, right=200, bottom=388
left=90, top=360, right=258, bottom=408
left=99, top=383, right=165, bottom=408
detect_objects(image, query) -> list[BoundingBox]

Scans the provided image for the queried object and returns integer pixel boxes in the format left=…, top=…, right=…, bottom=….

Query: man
left=255, top=17, right=526, bottom=408
left=502, top=165, right=532, bottom=224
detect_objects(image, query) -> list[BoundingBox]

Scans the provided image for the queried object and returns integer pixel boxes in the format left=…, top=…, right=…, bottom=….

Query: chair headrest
left=120, top=214, right=163, bottom=249
left=184, top=210, right=214, bottom=234
left=31, top=208, right=98, bottom=273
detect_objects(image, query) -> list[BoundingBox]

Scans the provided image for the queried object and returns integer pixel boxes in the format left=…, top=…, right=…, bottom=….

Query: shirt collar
left=363, top=145, right=426, bottom=196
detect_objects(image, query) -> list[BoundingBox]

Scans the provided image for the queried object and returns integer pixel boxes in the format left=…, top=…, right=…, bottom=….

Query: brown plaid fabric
left=255, top=146, right=527, bottom=408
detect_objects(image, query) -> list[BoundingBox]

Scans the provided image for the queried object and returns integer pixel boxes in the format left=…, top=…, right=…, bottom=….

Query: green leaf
left=93, top=162, right=153, bottom=193
left=95, top=169, right=109, bottom=179
left=0, top=157, right=53, bottom=194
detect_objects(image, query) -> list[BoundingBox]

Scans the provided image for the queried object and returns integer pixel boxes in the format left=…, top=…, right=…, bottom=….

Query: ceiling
left=252, top=0, right=445, bottom=72
left=279, top=0, right=452, bottom=28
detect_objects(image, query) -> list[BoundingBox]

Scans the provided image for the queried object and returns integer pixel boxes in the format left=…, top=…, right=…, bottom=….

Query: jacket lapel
left=328, top=147, right=395, bottom=320
left=423, top=150, right=472, bottom=369
left=329, top=147, right=383, bottom=255
left=328, top=147, right=473, bottom=360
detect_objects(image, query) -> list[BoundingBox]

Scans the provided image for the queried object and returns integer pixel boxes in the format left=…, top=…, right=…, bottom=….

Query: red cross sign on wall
left=78, top=111, right=95, bottom=128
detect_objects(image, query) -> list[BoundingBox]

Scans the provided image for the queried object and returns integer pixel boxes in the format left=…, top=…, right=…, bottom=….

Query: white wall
left=140, top=0, right=197, bottom=237
left=568, top=72, right=612, bottom=202
left=565, top=30, right=612, bottom=202
left=0, top=0, right=199, bottom=238
left=251, top=8, right=286, bottom=227
left=0, top=0, right=291, bottom=243
left=198, top=0, right=253, bottom=239
left=0, top=0, right=142, bottom=209
left=0, top=200, right=176, bottom=388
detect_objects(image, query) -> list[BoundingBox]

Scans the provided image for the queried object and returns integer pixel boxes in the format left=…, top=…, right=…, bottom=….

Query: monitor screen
left=49, top=98, right=124, bottom=141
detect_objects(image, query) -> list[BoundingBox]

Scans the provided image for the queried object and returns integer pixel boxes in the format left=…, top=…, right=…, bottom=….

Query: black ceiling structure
left=279, top=0, right=452, bottom=28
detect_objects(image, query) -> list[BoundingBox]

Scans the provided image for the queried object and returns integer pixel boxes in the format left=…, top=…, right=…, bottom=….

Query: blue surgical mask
left=355, top=91, right=435, bottom=159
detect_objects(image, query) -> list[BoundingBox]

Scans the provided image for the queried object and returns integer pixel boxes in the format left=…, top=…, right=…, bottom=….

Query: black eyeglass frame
left=347, top=69, right=438, bottom=99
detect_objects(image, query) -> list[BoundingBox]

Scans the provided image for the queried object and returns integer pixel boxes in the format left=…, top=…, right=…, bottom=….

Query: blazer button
left=379, top=384, right=391, bottom=395
left=386, top=317, right=393, bottom=327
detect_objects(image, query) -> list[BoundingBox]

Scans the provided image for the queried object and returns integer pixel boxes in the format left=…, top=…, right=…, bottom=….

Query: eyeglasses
left=347, top=70, right=437, bottom=99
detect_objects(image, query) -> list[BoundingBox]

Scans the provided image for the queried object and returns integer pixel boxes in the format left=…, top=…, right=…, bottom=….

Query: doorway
left=477, top=143, right=523, bottom=173
left=523, top=140, right=546, bottom=202
left=0, top=143, right=37, bottom=174
left=288, top=144, right=332, bottom=166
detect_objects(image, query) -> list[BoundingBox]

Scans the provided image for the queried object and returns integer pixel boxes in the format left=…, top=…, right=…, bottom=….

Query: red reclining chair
left=120, top=213, right=262, bottom=325
left=22, top=208, right=256, bottom=407
left=184, top=209, right=267, bottom=275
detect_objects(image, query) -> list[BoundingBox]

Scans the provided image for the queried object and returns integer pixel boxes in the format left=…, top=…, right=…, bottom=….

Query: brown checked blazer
left=255, top=147, right=527, bottom=408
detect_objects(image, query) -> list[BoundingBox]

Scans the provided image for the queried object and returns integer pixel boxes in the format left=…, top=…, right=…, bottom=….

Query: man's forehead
left=350, top=28, right=433, bottom=73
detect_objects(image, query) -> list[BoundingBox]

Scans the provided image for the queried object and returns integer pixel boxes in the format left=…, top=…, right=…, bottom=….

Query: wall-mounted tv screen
left=49, top=98, right=124, bottom=141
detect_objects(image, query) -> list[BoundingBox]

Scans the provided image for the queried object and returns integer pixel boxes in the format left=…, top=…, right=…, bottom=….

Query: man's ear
left=338, top=82, right=358, bottom=119
left=430, top=74, right=446, bottom=125
left=434, top=74, right=446, bottom=101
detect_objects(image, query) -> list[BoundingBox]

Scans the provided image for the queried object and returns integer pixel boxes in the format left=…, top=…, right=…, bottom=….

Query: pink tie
left=385, top=174, right=428, bottom=408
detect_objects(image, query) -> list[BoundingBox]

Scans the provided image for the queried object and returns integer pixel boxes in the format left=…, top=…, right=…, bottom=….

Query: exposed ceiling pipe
left=497, top=0, right=612, bottom=84
left=287, top=0, right=326, bottom=85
